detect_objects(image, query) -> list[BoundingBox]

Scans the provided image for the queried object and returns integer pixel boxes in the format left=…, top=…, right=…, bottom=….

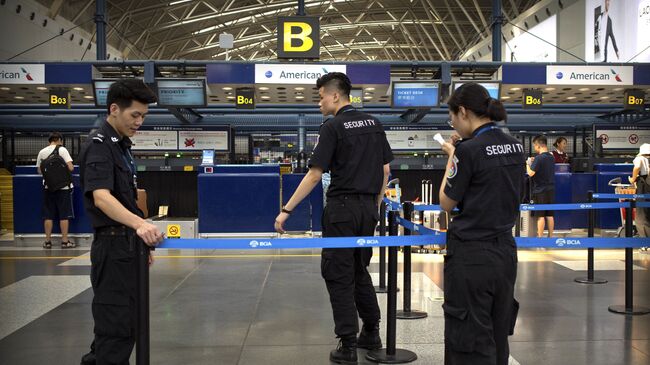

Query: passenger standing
left=36, top=132, right=75, bottom=248
left=78, top=79, right=163, bottom=365
left=274, top=72, right=393, bottom=364
left=527, top=135, right=556, bottom=237
left=439, top=83, right=524, bottom=365
left=630, top=143, right=650, bottom=237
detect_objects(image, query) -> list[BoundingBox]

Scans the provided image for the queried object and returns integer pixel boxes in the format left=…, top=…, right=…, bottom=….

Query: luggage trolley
left=608, top=177, right=637, bottom=237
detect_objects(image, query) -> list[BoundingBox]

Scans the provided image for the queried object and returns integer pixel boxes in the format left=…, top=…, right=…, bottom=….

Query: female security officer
left=438, top=83, right=525, bottom=365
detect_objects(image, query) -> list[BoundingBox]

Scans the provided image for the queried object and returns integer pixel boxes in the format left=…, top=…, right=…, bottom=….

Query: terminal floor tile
left=0, top=247, right=648, bottom=364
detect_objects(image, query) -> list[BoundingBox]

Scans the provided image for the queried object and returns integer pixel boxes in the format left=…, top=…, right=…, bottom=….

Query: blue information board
left=391, top=82, right=440, bottom=108
left=156, top=79, right=206, bottom=107
left=453, top=82, right=501, bottom=99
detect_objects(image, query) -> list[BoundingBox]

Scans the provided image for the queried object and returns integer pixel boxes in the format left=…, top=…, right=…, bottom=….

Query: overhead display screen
left=92, top=79, right=117, bottom=107
left=391, top=82, right=440, bottom=108
left=156, top=79, right=206, bottom=108
left=453, top=82, right=501, bottom=99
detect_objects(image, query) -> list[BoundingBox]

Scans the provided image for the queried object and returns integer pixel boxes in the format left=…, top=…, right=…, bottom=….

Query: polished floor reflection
left=0, top=246, right=648, bottom=364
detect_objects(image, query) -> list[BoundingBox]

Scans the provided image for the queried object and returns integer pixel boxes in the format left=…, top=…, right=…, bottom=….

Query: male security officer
left=274, top=72, right=393, bottom=364
left=439, top=83, right=524, bottom=365
left=79, top=78, right=163, bottom=365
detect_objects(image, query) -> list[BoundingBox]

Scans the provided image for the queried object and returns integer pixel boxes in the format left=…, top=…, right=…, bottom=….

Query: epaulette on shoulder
left=92, top=133, right=105, bottom=143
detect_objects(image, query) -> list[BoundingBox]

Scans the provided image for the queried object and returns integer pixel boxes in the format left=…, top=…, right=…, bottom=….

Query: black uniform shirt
left=79, top=121, right=141, bottom=228
left=309, top=105, right=394, bottom=197
left=444, top=123, right=526, bottom=241
left=530, top=152, right=555, bottom=194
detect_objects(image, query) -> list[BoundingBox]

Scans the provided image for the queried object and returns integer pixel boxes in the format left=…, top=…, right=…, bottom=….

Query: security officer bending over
left=438, top=83, right=524, bottom=365
left=274, top=72, right=393, bottom=364
left=79, top=79, right=164, bottom=365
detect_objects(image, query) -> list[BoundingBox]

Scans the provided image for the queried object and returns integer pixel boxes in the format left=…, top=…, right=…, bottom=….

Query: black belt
left=95, top=225, right=129, bottom=236
left=330, top=194, right=376, bottom=201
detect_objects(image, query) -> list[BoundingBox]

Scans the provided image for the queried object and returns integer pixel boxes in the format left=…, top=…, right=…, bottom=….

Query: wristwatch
left=281, top=207, right=292, bottom=214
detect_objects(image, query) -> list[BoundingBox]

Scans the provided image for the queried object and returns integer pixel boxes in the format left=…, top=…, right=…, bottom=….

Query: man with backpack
left=36, top=132, right=76, bottom=248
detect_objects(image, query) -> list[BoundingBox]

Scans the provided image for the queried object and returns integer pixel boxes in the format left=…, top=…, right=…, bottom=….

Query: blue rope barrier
left=159, top=235, right=436, bottom=250
left=158, top=234, right=649, bottom=250
left=519, top=202, right=630, bottom=211
left=592, top=193, right=650, bottom=199
left=637, top=202, right=650, bottom=208
left=383, top=198, right=402, bottom=211
left=413, top=204, right=442, bottom=211
left=516, top=237, right=649, bottom=248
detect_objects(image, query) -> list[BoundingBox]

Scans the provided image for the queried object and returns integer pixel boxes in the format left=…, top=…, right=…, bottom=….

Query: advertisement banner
left=585, top=0, right=650, bottom=62
left=546, top=65, right=633, bottom=85
left=254, top=64, right=346, bottom=84
left=131, top=130, right=179, bottom=150
left=385, top=128, right=456, bottom=150
left=178, top=130, right=229, bottom=151
left=506, top=15, right=557, bottom=62
left=0, top=64, right=45, bottom=84
left=595, top=126, right=650, bottom=149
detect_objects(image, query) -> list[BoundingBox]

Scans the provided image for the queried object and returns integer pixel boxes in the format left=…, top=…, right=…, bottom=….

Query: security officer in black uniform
left=274, top=72, right=393, bottom=364
left=78, top=78, right=164, bottom=365
left=438, top=83, right=524, bottom=365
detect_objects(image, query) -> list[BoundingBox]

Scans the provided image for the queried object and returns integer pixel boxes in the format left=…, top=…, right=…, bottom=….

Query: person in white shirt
left=630, top=143, right=650, bottom=237
left=36, top=132, right=75, bottom=248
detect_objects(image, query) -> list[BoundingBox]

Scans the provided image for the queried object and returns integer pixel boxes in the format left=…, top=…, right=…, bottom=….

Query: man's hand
left=629, top=176, right=636, bottom=184
left=136, top=221, right=164, bottom=247
left=274, top=212, right=290, bottom=234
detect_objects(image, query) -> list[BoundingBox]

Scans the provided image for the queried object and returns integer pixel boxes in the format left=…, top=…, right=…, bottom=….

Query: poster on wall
left=506, top=15, right=557, bottom=62
left=178, top=130, right=229, bottom=151
left=586, top=0, right=650, bottom=62
left=385, top=127, right=457, bottom=150
left=131, top=130, right=179, bottom=150
left=595, top=125, right=650, bottom=149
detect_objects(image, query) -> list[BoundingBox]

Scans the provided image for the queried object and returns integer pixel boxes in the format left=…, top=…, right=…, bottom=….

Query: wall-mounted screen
left=155, top=79, right=207, bottom=108
left=92, top=79, right=117, bottom=107
left=453, top=82, right=501, bottom=99
left=391, top=81, right=440, bottom=108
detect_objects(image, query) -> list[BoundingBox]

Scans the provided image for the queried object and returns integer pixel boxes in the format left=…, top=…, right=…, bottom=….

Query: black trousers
left=90, top=232, right=137, bottom=365
left=321, top=194, right=381, bottom=337
left=636, top=176, right=650, bottom=237
left=443, top=233, right=519, bottom=365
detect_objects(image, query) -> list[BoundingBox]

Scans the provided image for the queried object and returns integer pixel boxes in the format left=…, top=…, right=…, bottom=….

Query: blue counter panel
left=281, top=174, right=312, bottom=231
left=15, top=165, right=80, bottom=175
left=13, top=175, right=92, bottom=234
left=596, top=172, right=630, bottom=229
left=571, top=173, right=597, bottom=229
left=198, top=173, right=280, bottom=233
left=310, top=182, right=324, bottom=232
left=593, top=163, right=633, bottom=173
left=554, top=173, right=572, bottom=230
left=211, top=164, right=280, bottom=174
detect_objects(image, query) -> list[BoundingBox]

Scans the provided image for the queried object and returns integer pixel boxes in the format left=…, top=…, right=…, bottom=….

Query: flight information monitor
left=391, top=82, right=440, bottom=108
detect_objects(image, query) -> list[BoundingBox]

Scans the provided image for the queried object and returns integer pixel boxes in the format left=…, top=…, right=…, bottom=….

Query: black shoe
left=357, top=323, right=382, bottom=350
left=329, top=336, right=357, bottom=364
left=80, top=351, right=95, bottom=365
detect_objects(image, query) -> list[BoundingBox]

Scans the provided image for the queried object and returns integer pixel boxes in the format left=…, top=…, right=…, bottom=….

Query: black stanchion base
left=365, top=348, right=418, bottom=364
left=374, top=286, right=399, bottom=293
left=574, top=277, right=608, bottom=284
left=396, top=310, right=428, bottom=320
left=608, top=305, right=650, bottom=315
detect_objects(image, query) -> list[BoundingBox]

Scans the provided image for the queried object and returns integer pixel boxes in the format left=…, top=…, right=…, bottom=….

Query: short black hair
left=316, top=72, right=351, bottom=99
left=447, top=82, right=507, bottom=122
left=533, top=135, right=547, bottom=146
left=48, top=132, right=62, bottom=143
left=106, top=78, right=156, bottom=114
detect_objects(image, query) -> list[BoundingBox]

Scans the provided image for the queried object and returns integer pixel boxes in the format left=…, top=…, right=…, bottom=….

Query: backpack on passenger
left=40, top=146, right=72, bottom=191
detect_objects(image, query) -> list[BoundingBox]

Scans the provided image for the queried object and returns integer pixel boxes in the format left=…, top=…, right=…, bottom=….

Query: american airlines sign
left=546, top=65, right=633, bottom=85
left=0, top=64, right=45, bottom=84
